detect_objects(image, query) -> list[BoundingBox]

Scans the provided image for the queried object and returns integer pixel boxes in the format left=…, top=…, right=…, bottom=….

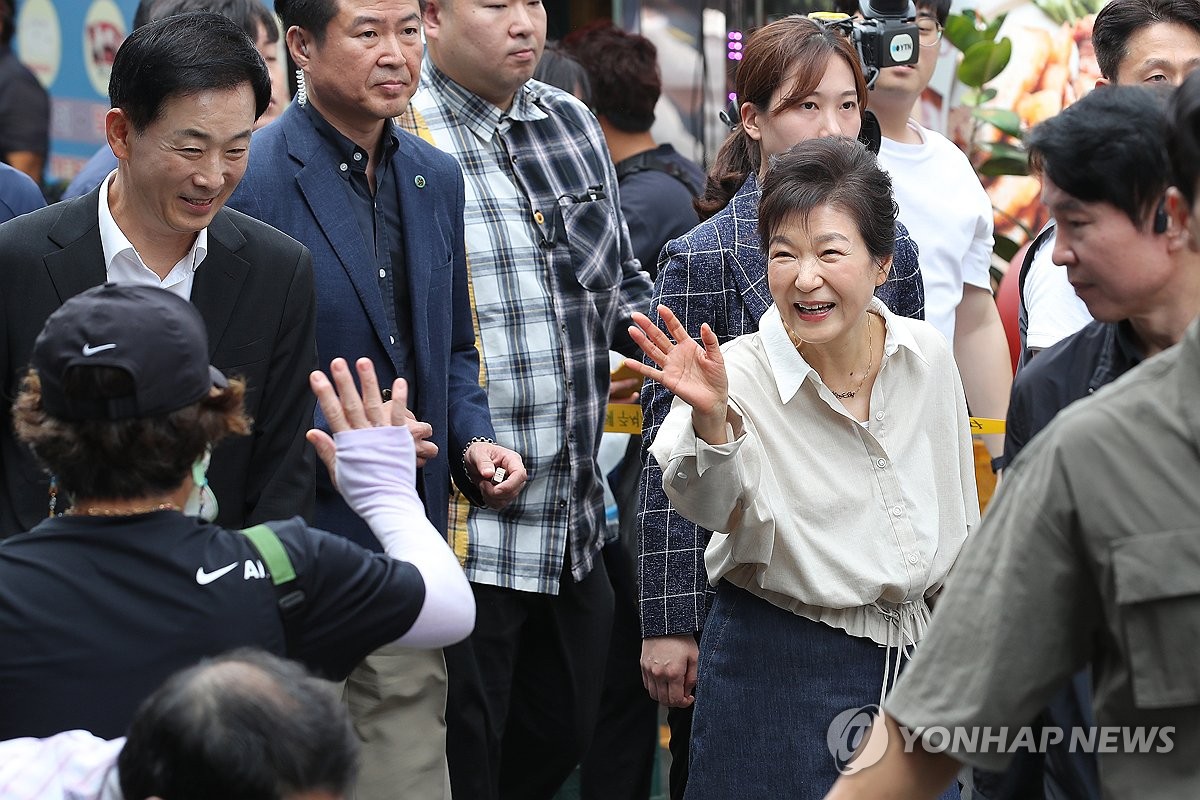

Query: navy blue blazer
left=230, top=103, right=494, bottom=547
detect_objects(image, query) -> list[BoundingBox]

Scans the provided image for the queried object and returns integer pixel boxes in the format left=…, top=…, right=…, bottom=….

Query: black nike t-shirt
left=0, top=511, right=424, bottom=739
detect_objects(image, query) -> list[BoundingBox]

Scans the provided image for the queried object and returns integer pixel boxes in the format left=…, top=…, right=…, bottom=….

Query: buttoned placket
left=494, top=116, right=581, bottom=526
left=814, top=364, right=925, bottom=600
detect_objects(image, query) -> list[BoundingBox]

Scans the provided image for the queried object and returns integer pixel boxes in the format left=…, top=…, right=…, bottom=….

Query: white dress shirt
left=650, top=299, right=979, bottom=648
left=98, top=171, right=207, bottom=299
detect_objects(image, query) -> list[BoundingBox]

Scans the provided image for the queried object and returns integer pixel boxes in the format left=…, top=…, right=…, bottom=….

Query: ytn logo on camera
left=888, top=33, right=915, bottom=62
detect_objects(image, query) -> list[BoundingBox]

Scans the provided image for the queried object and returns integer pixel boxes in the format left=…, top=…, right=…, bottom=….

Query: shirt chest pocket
left=558, top=196, right=620, bottom=292
left=1112, top=528, right=1200, bottom=709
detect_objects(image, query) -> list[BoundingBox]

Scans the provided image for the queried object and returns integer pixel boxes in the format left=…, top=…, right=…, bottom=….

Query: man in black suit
left=0, top=11, right=316, bottom=535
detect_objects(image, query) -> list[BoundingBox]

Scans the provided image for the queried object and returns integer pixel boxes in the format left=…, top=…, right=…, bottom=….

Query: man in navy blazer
left=0, top=13, right=316, bottom=537
left=229, top=1, right=526, bottom=797
left=230, top=99, right=522, bottom=546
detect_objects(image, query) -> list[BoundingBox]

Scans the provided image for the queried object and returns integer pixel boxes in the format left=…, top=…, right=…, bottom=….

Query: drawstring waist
left=873, top=600, right=921, bottom=707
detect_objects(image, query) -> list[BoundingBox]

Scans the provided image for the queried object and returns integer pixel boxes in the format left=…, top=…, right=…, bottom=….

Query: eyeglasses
left=917, top=19, right=942, bottom=47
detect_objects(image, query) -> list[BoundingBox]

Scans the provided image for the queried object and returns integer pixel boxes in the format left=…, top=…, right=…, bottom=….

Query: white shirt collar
left=760, top=296, right=930, bottom=405
left=98, top=171, right=208, bottom=296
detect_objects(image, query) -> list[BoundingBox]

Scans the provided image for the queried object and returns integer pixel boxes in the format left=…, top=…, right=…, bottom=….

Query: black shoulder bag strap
left=614, top=151, right=702, bottom=198
left=1016, top=222, right=1058, bottom=371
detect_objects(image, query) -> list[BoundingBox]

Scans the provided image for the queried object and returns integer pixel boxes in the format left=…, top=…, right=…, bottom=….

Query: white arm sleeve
left=334, top=426, right=475, bottom=647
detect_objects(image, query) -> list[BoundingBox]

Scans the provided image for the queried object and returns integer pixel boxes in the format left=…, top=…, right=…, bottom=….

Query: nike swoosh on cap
left=82, top=343, right=117, bottom=356
left=195, top=561, right=239, bottom=585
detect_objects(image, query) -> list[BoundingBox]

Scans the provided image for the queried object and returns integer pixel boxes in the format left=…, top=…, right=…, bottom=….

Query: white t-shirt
left=1022, top=225, right=1093, bottom=351
left=879, top=121, right=994, bottom=343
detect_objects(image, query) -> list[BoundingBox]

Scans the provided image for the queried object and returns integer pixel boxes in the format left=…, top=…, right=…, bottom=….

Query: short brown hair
left=564, top=21, right=660, bottom=133
left=757, top=137, right=897, bottom=265
left=14, top=367, right=251, bottom=501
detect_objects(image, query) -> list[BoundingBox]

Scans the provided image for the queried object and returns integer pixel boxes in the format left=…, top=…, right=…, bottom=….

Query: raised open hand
left=306, top=357, right=411, bottom=490
left=623, top=305, right=729, bottom=420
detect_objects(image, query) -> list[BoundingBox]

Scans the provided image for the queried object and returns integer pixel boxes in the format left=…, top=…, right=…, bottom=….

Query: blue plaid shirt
left=403, top=63, right=653, bottom=593
left=638, top=172, right=925, bottom=637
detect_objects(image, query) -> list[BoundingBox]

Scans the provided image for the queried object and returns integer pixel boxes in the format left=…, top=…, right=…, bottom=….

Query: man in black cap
left=0, top=283, right=475, bottom=740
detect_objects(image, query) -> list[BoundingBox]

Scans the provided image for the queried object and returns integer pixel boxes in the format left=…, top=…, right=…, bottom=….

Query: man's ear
left=423, top=0, right=444, bottom=39
left=105, top=108, right=134, bottom=161
left=1163, top=186, right=1193, bottom=252
left=739, top=101, right=762, bottom=142
left=285, top=26, right=310, bottom=67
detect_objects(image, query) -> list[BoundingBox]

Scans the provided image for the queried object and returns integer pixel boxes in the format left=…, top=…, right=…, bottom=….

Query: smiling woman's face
left=767, top=203, right=889, bottom=352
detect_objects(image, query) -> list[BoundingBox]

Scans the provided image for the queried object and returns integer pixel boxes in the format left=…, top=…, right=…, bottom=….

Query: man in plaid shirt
left=400, top=1, right=654, bottom=797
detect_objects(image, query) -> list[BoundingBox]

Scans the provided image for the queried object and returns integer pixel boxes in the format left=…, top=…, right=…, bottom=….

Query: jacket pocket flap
left=1113, top=528, right=1200, bottom=605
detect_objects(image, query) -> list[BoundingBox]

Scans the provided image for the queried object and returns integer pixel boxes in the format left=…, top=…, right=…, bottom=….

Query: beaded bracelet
left=462, top=436, right=497, bottom=474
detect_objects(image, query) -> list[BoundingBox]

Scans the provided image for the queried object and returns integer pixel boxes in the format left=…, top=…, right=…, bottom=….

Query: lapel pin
left=414, top=175, right=426, bottom=188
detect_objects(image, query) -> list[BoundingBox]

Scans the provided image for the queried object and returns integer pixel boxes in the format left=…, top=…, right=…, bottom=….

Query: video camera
left=811, top=0, right=920, bottom=88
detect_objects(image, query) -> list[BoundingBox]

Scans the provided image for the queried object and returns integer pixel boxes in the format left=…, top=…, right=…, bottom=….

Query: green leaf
left=979, top=157, right=1029, bottom=177
left=972, top=108, right=1022, bottom=138
left=958, top=38, right=1012, bottom=86
left=962, top=87, right=1000, bottom=107
left=993, top=234, right=1020, bottom=263
left=944, top=14, right=983, bottom=53
left=983, top=13, right=1007, bottom=41
left=1032, top=0, right=1069, bottom=24
left=982, top=141, right=1027, bottom=160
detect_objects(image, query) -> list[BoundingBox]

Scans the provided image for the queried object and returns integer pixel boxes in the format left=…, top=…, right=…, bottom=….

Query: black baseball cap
left=31, top=283, right=227, bottom=420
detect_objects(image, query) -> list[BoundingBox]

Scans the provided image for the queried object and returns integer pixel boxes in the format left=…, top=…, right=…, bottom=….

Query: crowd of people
left=0, top=0, right=1199, bottom=799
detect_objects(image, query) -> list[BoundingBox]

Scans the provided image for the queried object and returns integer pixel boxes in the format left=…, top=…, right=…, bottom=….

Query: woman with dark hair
left=628, top=137, right=975, bottom=799
left=0, top=283, right=478, bottom=740
left=636, top=17, right=925, bottom=796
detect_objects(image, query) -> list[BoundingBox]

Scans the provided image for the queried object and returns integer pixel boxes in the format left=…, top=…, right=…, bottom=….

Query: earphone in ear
left=1154, top=201, right=1169, bottom=234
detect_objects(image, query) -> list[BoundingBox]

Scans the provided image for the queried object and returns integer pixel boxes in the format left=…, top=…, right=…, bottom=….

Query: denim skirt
left=683, top=580, right=958, bottom=800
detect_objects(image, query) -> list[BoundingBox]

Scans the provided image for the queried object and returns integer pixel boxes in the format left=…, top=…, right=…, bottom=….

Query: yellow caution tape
left=604, top=404, right=644, bottom=434
left=605, top=404, right=1005, bottom=436
left=969, top=417, right=1006, bottom=435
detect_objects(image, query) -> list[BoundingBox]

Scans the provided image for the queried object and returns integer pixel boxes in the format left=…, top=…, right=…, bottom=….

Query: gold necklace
left=790, top=314, right=875, bottom=399
left=66, top=502, right=180, bottom=517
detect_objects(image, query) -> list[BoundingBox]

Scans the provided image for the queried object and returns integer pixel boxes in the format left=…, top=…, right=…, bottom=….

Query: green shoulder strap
left=240, top=523, right=297, bottom=584
left=239, top=523, right=304, bottom=655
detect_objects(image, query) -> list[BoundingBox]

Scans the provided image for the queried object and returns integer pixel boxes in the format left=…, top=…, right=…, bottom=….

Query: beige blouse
left=650, top=299, right=980, bottom=648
